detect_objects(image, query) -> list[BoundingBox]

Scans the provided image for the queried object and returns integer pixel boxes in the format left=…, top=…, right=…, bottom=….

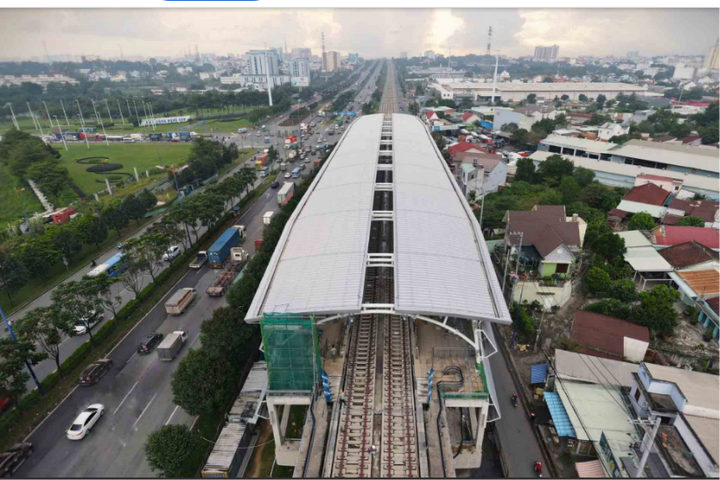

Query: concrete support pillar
left=280, top=405, right=291, bottom=437
left=268, top=402, right=284, bottom=447
left=475, top=407, right=487, bottom=451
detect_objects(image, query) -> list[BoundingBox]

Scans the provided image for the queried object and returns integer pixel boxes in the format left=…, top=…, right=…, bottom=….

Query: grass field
left=0, top=163, right=45, bottom=225
left=56, top=142, right=193, bottom=195
left=1, top=108, right=257, bottom=136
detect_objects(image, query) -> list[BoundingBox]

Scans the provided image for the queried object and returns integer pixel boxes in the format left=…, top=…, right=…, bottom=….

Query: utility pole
left=104, top=100, right=114, bottom=125
left=510, top=276, right=525, bottom=348
left=8, top=103, right=19, bottom=130
left=116, top=99, right=126, bottom=125
left=509, top=230, right=523, bottom=304
left=54, top=116, right=69, bottom=151
left=28, top=103, right=45, bottom=140
left=169, top=168, right=194, bottom=248
left=265, top=47, right=274, bottom=107
left=490, top=53, right=499, bottom=106
left=91, top=100, right=110, bottom=146
left=635, top=417, right=662, bottom=478
left=76, top=99, right=90, bottom=149
left=60, top=99, right=71, bottom=127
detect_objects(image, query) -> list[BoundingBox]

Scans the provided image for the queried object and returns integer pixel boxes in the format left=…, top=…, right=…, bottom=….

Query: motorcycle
left=511, top=394, right=518, bottom=408
left=534, top=461, right=543, bottom=477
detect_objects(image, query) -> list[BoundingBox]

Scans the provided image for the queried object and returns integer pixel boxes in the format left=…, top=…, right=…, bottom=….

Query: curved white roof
left=245, top=113, right=510, bottom=325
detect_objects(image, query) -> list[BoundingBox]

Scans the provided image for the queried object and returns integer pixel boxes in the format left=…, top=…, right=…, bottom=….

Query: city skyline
left=0, top=8, right=718, bottom=62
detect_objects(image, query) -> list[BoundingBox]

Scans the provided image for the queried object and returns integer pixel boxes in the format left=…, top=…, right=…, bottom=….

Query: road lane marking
left=190, top=332, right=201, bottom=347
left=106, top=269, right=191, bottom=357
left=23, top=385, right=79, bottom=442
left=125, top=352, right=137, bottom=365
left=114, top=381, right=139, bottom=415
left=165, top=405, right=180, bottom=426
left=190, top=416, right=199, bottom=431
left=134, top=393, right=157, bottom=426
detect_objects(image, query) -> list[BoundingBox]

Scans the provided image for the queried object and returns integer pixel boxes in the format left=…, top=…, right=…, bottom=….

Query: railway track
left=333, top=61, right=419, bottom=478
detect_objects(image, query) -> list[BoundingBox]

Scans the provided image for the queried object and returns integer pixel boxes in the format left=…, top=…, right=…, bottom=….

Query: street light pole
left=0, top=305, right=44, bottom=396
left=170, top=168, right=194, bottom=248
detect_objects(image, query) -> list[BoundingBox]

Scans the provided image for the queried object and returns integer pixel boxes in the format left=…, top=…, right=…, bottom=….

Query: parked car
left=78, top=359, right=113, bottom=386
left=137, top=333, right=164, bottom=355
left=66, top=404, right=104, bottom=440
left=162, top=245, right=182, bottom=262
left=271, top=181, right=280, bottom=189
left=74, top=310, right=104, bottom=335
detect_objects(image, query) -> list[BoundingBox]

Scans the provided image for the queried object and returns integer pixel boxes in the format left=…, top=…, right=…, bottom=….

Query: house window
left=634, top=388, right=641, bottom=402
left=556, top=263, right=569, bottom=274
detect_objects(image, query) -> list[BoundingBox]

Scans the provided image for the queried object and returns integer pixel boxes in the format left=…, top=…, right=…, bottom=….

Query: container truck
left=189, top=251, right=208, bottom=269
left=130, top=133, right=144, bottom=141
left=288, top=150, right=297, bottom=161
left=165, top=288, right=197, bottom=315
left=277, top=182, right=295, bottom=206
left=206, top=248, right=249, bottom=297
left=207, top=226, right=245, bottom=268
left=156, top=331, right=188, bottom=361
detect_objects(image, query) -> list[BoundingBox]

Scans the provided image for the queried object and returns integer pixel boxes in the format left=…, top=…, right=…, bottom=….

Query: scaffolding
left=260, top=314, right=321, bottom=392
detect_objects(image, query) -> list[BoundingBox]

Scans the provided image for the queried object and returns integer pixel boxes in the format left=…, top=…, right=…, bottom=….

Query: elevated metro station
left=245, top=65, right=511, bottom=477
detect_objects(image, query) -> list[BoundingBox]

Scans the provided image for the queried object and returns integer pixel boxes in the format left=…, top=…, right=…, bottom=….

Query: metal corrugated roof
left=544, top=391, right=577, bottom=438
left=623, top=246, right=674, bottom=273
left=202, top=422, right=248, bottom=472
left=530, top=363, right=549, bottom=385
left=245, top=114, right=510, bottom=324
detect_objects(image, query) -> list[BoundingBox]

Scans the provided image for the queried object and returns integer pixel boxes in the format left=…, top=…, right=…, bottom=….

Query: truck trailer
left=277, top=182, right=295, bottom=206
left=156, top=331, right=188, bottom=361
left=206, top=248, right=249, bottom=297
left=207, top=226, right=245, bottom=268
left=165, top=288, right=197, bottom=315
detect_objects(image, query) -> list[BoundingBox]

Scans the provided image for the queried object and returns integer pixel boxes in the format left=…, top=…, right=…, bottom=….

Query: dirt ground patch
left=245, top=420, right=273, bottom=478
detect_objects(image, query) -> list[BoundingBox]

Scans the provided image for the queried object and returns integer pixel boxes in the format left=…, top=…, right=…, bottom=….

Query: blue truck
left=207, top=226, right=246, bottom=268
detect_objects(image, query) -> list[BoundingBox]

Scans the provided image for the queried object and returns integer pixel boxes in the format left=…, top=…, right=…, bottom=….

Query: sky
left=0, top=8, right=717, bottom=61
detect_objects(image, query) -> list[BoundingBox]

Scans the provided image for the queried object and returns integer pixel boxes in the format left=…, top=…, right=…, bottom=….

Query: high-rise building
left=325, top=51, right=340, bottom=72
left=347, top=53, right=359, bottom=64
left=246, top=50, right=279, bottom=76
left=627, top=51, right=640, bottom=60
left=533, top=45, right=559, bottom=62
left=704, top=38, right=719, bottom=70
left=400, top=52, right=408, bottom=59
left=424, top=50, right=436, bottom=59
left=292, top=48, right=312, bottom=60
left=290, top=59, right=310, bottom=87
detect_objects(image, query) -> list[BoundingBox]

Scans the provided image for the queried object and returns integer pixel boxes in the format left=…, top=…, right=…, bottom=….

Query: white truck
left=156, top=331, right=188, bottom=361
left=129, top=133, right=144, bottom=141
left=189, top=251, right=208, bottom=269
left=288, top=150, right=297, bottom=160
left=263, top=211, right=274, bottom=226
left=164, top=288, right=197, bottom=315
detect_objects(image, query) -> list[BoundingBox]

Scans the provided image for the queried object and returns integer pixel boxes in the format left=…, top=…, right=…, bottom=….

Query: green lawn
left=56, top=143, right=193, bottom=195
left=0, top=163, right=45, bottom=225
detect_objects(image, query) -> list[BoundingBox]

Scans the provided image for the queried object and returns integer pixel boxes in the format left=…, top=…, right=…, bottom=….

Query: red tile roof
left=572, top=311, right=650, bottom=358
left=638, top=173, right=679, bottom=183
left=448, top=142, right=485, bottom=157
left=426, top=111, right=437, bottom=119
left=622, top=183, right=671, bottom=207
left=707, top=297, right=719, bottom=315
left=608, top=209, right=629, bottom=219
left=668, top=198, right=691, bottom=212
left=461, top=112, right=477, bottom=121
left=658, top=241, right=719, bottom=268
left=681, top=135, right=701, bottom=144
left=662, top=214, right=682, bottom=225
left=652, top=226, right=720, bottom=249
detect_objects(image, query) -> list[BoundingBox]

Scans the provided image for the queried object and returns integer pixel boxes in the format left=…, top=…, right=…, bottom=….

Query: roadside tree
left=171, top=349, right=235, bottom=417
left=16, top=306, right=68, bottom=376
left=0, top=336, right=47, bottom=406
left=75, top=214, right=109, bottom=250
left=145, top=425, right=206, bottom=478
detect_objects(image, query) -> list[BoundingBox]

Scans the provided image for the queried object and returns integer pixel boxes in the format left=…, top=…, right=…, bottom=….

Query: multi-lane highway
left=16, top=61, right=383, bottom=478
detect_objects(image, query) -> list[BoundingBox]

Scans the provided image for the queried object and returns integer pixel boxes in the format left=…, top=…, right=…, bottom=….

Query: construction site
left=243, top=62, right=512, bottom=478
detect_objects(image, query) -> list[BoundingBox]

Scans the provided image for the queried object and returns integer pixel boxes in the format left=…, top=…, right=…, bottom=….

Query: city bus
left=291, top=167, right=302, bottom=178
left=87, top=253, right=129, bottom=278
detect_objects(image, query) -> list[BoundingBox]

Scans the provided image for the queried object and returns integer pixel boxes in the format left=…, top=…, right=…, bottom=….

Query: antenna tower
left=486, top=26, right=492, bottom=56
left=195, top=44, right=201, bottom=63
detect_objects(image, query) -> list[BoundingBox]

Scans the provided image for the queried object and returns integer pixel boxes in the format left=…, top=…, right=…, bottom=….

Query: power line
left=576, top=353, right=632, bottom=415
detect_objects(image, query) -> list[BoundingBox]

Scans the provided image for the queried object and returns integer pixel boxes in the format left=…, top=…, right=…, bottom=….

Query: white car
left=74, top=310, right=104, bottom=335
left=67, top=404, right=104, bottom=440
left=162, top=245, right=181, bottom=262
left=284, top=172, right=292, bottom=179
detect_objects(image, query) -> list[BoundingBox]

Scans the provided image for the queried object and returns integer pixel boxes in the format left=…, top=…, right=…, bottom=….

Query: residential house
left=453, top=152, right=508, bottom=198
left=697, top=297, right=719, bottom=340
left=493, top=105, right=557, bottom=132
left=681, top=135, right=703, bottom=146
left=502, top=206, right=585, bottom=309
left=596, top=122, right=629, bottom=141
left=628, top=363, right=719, bottom=478
left=425, top=110, right=439, bottom=124
left=570, top=311, right=650, bottom=362
left=461, top=112, right=482, bottom=125
left=659, top=241, right=720, bottom=272
left=664, top=197, right=719, bottom=228
left=650, top=225, right=720, bottom=250
left=614, top=183, right=672, bottom=220
left=668, top=268, right=720, bottom=307
left=447, top=141, right=486, bottom=158
left=651, top=135, right=678, bottom=143
left=614, top=231, right=673, bottom=286
left=634, top=173, right=684, bottom=196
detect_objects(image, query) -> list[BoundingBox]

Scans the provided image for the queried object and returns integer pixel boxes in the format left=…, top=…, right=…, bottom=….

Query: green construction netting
left=260, top=313, right=321, bottom=392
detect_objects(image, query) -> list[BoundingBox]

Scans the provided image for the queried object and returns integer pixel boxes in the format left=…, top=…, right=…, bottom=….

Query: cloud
left=0, top=8, right=716, bottom=60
